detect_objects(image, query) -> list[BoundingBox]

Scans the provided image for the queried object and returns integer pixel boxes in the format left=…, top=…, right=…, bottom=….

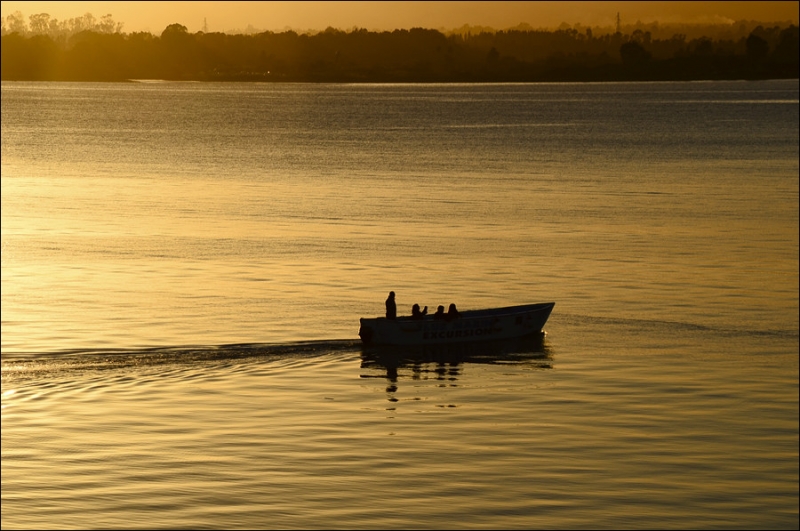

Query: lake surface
left=2, top=80, right=798, bottom=529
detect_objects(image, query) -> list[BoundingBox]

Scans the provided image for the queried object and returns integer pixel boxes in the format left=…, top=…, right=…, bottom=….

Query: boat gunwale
left=360, top=302, right=555, bottom=323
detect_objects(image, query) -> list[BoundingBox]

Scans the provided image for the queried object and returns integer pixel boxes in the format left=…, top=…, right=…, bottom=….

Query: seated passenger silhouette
left=433, top=305, right=446, bottom=320
left=446, top=303, right=460, bottom=321
left=411, top=303, right=428, bottom=319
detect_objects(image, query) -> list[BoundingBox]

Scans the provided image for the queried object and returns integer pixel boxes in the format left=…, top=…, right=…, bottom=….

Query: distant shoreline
left=3, top=24, right=797, bottom=82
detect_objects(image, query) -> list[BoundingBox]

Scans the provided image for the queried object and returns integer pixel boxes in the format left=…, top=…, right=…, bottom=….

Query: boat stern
left=358, top=318, right=375, bottom=344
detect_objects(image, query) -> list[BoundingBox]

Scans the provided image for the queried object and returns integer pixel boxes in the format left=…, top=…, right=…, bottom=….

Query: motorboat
left=358, top=302, right=554, bottom=346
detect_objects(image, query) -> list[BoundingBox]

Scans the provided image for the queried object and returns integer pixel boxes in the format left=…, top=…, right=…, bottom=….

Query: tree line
left=1, top=12, right=797, bottom=82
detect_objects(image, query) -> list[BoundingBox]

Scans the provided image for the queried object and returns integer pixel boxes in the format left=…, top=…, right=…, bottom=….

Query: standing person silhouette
left=385, top=291, right=397, bottom=319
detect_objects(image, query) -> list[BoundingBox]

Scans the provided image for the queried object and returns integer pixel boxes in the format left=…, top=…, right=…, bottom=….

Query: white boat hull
left=359, top=302, right=554, bottom=346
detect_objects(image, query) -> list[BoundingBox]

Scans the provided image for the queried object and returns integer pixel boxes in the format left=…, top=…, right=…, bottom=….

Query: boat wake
left=0, top=340, right=362, bottom=384
left=1, top=335, right=555, bottom=385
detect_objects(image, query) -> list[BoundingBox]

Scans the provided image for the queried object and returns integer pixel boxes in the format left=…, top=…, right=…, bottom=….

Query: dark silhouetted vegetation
left=2, top=12, right=797, bottom=82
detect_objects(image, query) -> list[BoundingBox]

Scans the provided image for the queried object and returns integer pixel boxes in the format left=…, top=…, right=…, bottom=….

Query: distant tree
left=159, top=24, right=200, bottom=79
left=98, top=14, right=123, bottom=34
left=691, top=37, right=714, bottom=56
left=161, top=23, right=189, bottom=41
left=1, top=32, right=59, bottom=79
left=5, top=11, right=27, bottom=34
left=65, top=31, right=127, bottom=80
left=619, top=40, right=650, bottom=67
left=29, top=13, right=50, bottom=34
left=746, top=33, right=769, bottom=59
left=1, top=33, right=29, bottom=77
left=772, top=25, right=799, bottom=62
left=70, top=13, right=96, bottom=34
left=630, top=29, right=651, bottom=45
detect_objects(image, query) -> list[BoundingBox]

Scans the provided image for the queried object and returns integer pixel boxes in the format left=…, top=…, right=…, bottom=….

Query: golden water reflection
left=360, top=334, right=552, bottom=403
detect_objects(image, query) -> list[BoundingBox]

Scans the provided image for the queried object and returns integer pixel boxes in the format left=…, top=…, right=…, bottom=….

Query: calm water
left=2, top=80, right=798, bottom=529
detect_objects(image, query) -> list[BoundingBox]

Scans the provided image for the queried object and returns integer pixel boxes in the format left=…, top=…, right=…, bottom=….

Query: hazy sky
left=2, top=1, right=798, bottom=34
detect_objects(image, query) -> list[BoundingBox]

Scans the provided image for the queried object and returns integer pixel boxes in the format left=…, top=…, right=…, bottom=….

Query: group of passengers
left=385, top=291, right=460, bottom=321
